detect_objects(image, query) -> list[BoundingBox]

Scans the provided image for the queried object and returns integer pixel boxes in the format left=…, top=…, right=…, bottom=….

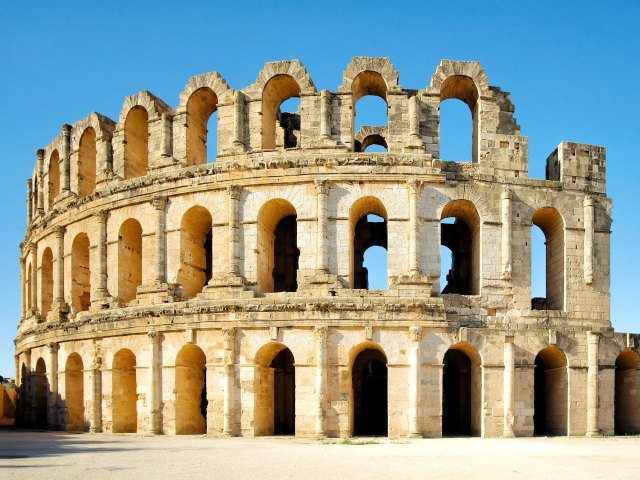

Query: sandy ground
left=0, top=429, right=639, bottom=480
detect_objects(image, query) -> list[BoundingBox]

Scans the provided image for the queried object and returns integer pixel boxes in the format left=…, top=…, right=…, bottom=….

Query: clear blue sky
left=1, top=1, right=638, bottom=376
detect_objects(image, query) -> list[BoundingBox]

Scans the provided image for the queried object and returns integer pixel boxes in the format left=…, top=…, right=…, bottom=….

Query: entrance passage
left=352, top=348, right=387, bottom=436
left=533, top=346, right=568, bottom=436
left=615, top=349, right=640, bottom=435
left=442, top=349, right=471, bottom=436
left=272, top=348, right=295, bottom=434
left=112, top=349, right=137, bottom=433
left=273, top=215, right=299, bottom=293
left=175, top=344, right=207, bottom=435
left=33, top=358, right=48, bottom=429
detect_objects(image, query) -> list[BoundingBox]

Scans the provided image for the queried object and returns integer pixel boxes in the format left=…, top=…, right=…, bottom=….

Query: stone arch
left=65, top=352, right=84, bottom=432
left=349, top=342, right=388, bottom=437
left=440, top=199, right=481, bottom=295
left=354, top=126, right=388, bottom=152
left=534, top=345, right=568, bottom=436
left=252, top=60, right=316, bottom=97
left=442, top=341, right=482, bottom=436
left=40, top=247, right=53, bottom=320
left=123, top=106, right=149, bottom=179
left=261, top=74, right=302, bottom=150
left=339, top=57, right=401, bottom=96
left=350, top=196, right=388, bottom=289
left=77, top=126, right=97, bottom=197
left=254, top=342, right=296, bottom=436
left=71, top=233, right=91, bottom=316
left=175, top=343, right=207, bottom=435
left=185, top=88, right=218, bottom=165
left=531, top=207, right=565, bottom=311
left=615, top=348, right=640, bottom=435
left=178, top=206, right=213, bottom=299
left=256, top=199, right=299, bottom=293
left=112, top=348, right=137, bottom=433
left=33, top=357, right=48, bottom=429
left=47, top=150, right=60, bottom=209
left=118, top=219, right=143, bottom=305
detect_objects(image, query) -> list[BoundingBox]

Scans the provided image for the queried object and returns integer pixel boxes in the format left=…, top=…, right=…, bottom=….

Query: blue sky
left=0, top=1, right=638, bottom=376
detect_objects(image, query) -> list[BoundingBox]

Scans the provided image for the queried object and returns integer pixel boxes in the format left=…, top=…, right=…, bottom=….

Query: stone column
left=407, top=179, right=423, bottom=275
left=36, top=149, right=44, bottom=214
left=409, top=95, right=421, bottom=141
left=95, top=210, right=109, bottom=299
left=587, top=331, right=599, bottom=436
left=314, top=326, right=328, bottom=437
left=501, top=187, right=512, bottom=279
left=47, top=342, right=59, bottom=429
left=320, top=90, right=332, bottom=140
left=227, top=185, right=242, bottom=277
left=161, top=113, right=172, bottom=157
left=20, top=257, right=26, bottom=320
left=584, top=196, right=594, bottom=285
left=409, top=326, right=423, bottom=437
left=27, top=179, right=33, bottom=224
left=232, top=91, right=245, bottom=150
left=314, top=180, right=330, bottom=273
left=90, top=355, right=102, bottom=433
left=152, top=196, right=168, bottom=284
left=54, top=226, right=66, bottom=308
left=148, top=331, right=162, bottom=434
left=61, top=124, right=71, bottom=194
left=503, top=336, right=515, bottom=437
left=29, top=243, right=38, bottom=316
left=223, top=327, right=236, bottom=436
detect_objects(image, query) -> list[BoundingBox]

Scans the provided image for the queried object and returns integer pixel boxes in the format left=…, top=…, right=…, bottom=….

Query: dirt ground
left=0, top=429, right=639, bottom=479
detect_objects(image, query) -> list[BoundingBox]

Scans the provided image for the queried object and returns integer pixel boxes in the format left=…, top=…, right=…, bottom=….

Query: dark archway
left=352, top=348, right=387, bottom=436
left=33, top=358, right=48, bottom=429
left=442, top=349, right=471, bottom=436
left=273, top=215, right=299, bottom=292
left=271, top=348, right=295, bottom=435
left=533, top=346, right=568, bottom=436
left=615, top=349, right=640, bottom=435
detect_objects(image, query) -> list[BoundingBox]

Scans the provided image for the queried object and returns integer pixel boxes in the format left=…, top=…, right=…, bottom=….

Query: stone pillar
left=54, top=226, right=66, bottom=308
left=315, top=180, right=330, bottom=273
left=503, top=336, right=515, bottom=437
left=407, top=179, right=423, bottom=275
left=314, top=326, right=328, bottom=437
left=161, top=113, right=172, bottom=157
left=587, top=331, right=599, bottom=436
left=227, top=185, right=242, bottom=277
left=95, top=210, right=109, bottom=300
left=223, top=327, right=236, bottom=436
left=501, top=187, right=512, bottom=279
left=320, top=90, right=332, bottom=140
left=408, top=326, right=423, bottom=437
left=152, top=196, right=168, bottom=284
left=409, top=95, right=421, bottom=141
left=36, top=149, right=44, bottom=215
left=148, top=331, right=162, bottom=434
left=90, top=355, right=102, bottom=433
left=29, top=243, right=38, bottom=317
left=47, top=342, right=59, bottom=429
left=232, top=91, right=245, bottom=150
left=584, top=196, right=594, bottom=285
left=27, top=179, right=33, bottom=224
left=61, top=124, right=71, bottom=194
left=20, top=257, right=26, bottom=320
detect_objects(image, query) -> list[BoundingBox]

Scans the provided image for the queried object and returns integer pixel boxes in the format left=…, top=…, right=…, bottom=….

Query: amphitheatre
left=13, top=57, right=640, bottom=439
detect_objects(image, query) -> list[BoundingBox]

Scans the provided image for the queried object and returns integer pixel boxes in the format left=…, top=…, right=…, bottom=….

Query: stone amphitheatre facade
left=15, top=57, right=640, bottom=438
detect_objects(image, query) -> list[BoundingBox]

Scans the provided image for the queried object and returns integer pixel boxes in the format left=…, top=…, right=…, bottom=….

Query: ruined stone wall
left=15, top=58, right=636, bottom=439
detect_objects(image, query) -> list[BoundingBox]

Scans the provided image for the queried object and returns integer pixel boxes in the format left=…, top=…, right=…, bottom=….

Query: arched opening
left=352, top=347, right=387, bottom=436
left=533, top=346, right=568, bottom=436
left=40, top=247, right=53, bottom=320
left=112, top=348, right=137, bottom=433
left=442, top=344, right=481, bottom=436
left=531, top=207, right=564, bottom=311
left=440, top=200, right=481, bottom=295
left=254, top=343, right=296, bottom=436
left=256, top=199, right=299, bottom=293
left=439, top=75, right=479, bottom=162
left=33, top=358, right=48, bottom=429
left=124, top=106, right=149, bottom=179
left=78, top=127, right=97, bottom=196
left=350, top=197, right=388, bottom=289
left=355, top=134, right=388, bottom=153
left=118, top=219, right=143, bottom=305
left=65, top=353, right=84, bottom=432
left=262, top=75, right=301, bottom=150
left=615, top=349, right=640, bottom=435
left=352, top=71, right=388, bottom=151
left=48, top=150, right=60, bottom=209
left=178, top=206, right=213, bottom=299
left=71, top=233, right=91, bottom=315
left=175, top=344, right=207, bottom=435
left=363, top=232, right=388, bottom=290
left=186, top=87, right=218, bottom=165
